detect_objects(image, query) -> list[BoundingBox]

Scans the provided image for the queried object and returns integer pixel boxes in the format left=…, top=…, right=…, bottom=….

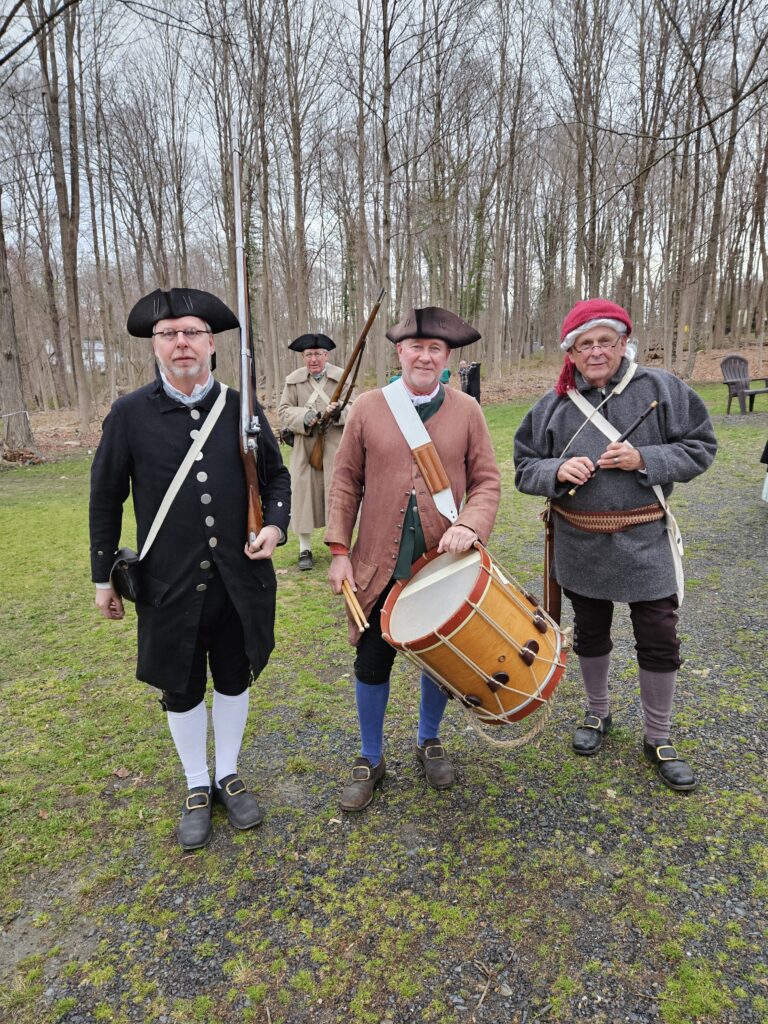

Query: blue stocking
left=417, top=672, right=449, bottom=747
left=355, top=678, right=390, bottom=766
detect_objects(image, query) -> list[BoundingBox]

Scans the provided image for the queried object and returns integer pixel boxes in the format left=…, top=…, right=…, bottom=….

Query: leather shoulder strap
left=381, top=379, right=458, bottom=522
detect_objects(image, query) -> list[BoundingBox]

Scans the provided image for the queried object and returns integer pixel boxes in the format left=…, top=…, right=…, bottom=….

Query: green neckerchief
left=393, top=387, right=446, bottom=579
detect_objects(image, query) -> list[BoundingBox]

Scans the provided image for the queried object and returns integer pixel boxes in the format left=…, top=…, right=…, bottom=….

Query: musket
left=541, top=502, right=561, bottom=624
left=308, top=287, right=386, bottom=471
left=231, top=129, right=264, bottom=543
left=567, top=400, right=659, bottom=496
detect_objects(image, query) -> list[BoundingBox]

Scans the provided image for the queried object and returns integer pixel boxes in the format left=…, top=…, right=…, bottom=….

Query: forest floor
left=1, top=382, right=766, bottom=1024
left=21, top=341, right=767, bottom=461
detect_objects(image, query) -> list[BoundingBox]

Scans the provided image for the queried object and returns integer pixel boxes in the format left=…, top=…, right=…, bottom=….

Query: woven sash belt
left=551, top=502, right=665, bottom=534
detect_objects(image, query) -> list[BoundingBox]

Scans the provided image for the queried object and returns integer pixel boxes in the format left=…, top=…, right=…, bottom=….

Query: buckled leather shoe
left=643, top=738, right=697, bottom=791
left=415, top=739, right=455, bottom=790
left=298, top=550, right=314, bottom=570
left=213, top=774, right=264, bottom=829
left=178, top=786, right=212, bottom=850
left=572, top=712, right=612, bottom=756
left=340, top=756, right=386, bottom=811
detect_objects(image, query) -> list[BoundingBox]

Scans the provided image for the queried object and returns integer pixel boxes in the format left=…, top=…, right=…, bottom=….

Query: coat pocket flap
left=353, top=558, right=378, bottom=592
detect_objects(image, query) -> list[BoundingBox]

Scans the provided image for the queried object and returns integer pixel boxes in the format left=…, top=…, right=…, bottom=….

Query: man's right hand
left=95, top=586, right=125, bottom=620
left=556, top=456, right=595, bottom=486
left=328, top=554, right=355, bottom=595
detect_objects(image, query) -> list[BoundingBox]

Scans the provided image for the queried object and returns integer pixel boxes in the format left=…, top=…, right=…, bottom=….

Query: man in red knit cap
left=514, top=299, right=716, bottom=791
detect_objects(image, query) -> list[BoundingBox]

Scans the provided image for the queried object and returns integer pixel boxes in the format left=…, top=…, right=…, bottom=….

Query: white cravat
left=160, top=370, right=215, bottom=407
left=404, top=382, right=441, bottom=406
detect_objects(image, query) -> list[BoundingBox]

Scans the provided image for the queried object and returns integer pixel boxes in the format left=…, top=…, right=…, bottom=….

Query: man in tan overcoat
left=278, top=333, right=349, bottom=570
left=325, top=306, right=500, bottom=811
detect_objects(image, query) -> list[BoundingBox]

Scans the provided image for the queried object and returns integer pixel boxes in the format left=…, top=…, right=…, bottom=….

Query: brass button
left=209, top=537, right=218, bottom=548
left=205, top=516, right=215, bottom=527
left=196, top=583, right=207, bottom=592
left=200, top=560, right=211, bottom=570
left=200, top=494, right=212, bottom=504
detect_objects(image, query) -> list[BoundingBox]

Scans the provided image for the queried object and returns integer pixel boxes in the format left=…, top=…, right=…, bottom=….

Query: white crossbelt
left=381, top=378, right=458, bottom=522
left=566, top=385, right=685, bottom=605
left=140, top=385, right=228, bottom=559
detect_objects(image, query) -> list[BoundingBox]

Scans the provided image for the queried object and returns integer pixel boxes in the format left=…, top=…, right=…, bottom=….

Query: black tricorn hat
left=288, top=332, right=336, bottom=353
left=127, top=288, right=239, bottom=338
left=385, top=306, right=480, bottom=348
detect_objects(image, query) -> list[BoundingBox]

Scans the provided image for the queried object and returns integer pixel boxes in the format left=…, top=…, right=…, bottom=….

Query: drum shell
left=381, top=546, right=566, bottom=724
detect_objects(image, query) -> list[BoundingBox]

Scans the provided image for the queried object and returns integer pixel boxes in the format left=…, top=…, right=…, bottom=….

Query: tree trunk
left=0, top=193, right=36, bottom=454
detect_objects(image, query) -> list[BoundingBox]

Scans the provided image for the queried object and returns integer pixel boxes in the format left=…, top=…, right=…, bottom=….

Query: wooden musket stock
left=231, top=128, right=264, bottom=541
left=308, top=287, right=386, bottom=471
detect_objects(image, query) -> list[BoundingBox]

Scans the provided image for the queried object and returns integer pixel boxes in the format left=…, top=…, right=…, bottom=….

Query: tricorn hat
left=127, top=288, right=239, bottom=338
left=386, top=306, right=480, bottom=348
left=288, top=333, right=336, bottom=353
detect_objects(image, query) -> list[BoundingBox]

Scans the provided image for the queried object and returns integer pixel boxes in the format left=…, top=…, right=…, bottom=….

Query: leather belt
left=551, top=502, right=665, bottom=534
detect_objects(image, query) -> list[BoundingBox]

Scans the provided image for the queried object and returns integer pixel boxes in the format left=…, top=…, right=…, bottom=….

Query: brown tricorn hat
left=288, top=332, right=336, bottom=353
left=385, top=306, right=480, bottom=348
left=127, top=288, right=239, bottom=338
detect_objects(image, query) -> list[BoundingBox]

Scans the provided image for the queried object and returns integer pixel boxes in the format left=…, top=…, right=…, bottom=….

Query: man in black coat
left=90, top=288, right=291, bottom=850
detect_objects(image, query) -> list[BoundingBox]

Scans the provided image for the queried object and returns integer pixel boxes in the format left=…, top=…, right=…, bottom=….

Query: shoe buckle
left=583, top=715, right=603, bottom=731
left=655, top=744, right=678, bottom=761
left=351, top=766, right=371, bottom=781
left=185, top=792, right=209, bottom=811
left=424, top=745, right=445, bottom=760
left=225, top=778, right=246, bottom=797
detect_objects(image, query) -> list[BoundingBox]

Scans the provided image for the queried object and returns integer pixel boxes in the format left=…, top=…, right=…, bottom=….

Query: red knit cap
left=560, top=299, right=632, bottom=344
left=555, top=299, right=632, bottom=396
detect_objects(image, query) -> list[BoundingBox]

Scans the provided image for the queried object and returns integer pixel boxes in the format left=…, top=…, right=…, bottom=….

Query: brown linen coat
left=325, top=386, right=501, bottom=644
left=278, top=364, right=349, bottom=534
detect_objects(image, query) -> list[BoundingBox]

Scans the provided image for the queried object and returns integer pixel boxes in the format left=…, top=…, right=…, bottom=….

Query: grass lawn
left=1, top=384, right=766, bottom=1024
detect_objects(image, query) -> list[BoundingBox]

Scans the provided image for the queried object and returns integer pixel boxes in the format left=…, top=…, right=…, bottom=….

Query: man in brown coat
left=325, top=306, right=500, bottom=810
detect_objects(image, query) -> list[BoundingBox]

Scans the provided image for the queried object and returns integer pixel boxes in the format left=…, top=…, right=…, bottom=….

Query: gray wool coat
left=514, top=359, right=717, bottom=602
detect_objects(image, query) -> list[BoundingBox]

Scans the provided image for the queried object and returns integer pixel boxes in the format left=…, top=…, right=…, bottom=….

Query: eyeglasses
left=572, top=338, right=621, bottom=354
left=152, top=328, right=210, bottom=342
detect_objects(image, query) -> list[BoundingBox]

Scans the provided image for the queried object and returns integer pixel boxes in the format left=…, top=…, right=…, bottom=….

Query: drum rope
left=461, top=691, right=555, bottom=749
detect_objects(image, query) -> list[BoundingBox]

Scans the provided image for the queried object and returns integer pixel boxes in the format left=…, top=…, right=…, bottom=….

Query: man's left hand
left=598, top=442, right=645, bottom=472
left=437, top=524, right=478, bottom=554
left=245, top=525, right=282, bottom=560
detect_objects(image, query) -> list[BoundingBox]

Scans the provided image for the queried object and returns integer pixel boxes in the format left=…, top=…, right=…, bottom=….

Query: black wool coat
left=89, top=379, right=291, bottom=692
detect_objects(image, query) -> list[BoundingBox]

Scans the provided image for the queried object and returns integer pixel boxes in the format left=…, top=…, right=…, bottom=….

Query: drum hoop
left=429, top=625, right=561, bottom=717
left=403, top=648, right=565, bottom=725
left=381, top=544, right=492, bottom=649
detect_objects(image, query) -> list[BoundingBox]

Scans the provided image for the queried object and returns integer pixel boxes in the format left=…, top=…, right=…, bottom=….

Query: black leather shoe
left=178, top=786, right=212, bottom=850
left=340, top=756, right=386, bottom=811
left=643, top=739, right=697, bottom=791
left=213, top=774, right=264, bottom=829
left=415, top=740, right=455, bottom=790
left=572, top=713, right=612, bottom=756
left=298, top=550, right=314, bottom=570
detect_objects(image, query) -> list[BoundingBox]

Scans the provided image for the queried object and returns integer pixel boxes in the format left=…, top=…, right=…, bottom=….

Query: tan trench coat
left=278, top=364, right=349, bottom=534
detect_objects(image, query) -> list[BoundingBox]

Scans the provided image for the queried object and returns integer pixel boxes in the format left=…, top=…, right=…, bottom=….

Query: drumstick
left=342, top=579, right=369, bottom=629
left=567, top=400, right=659, bottom=496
